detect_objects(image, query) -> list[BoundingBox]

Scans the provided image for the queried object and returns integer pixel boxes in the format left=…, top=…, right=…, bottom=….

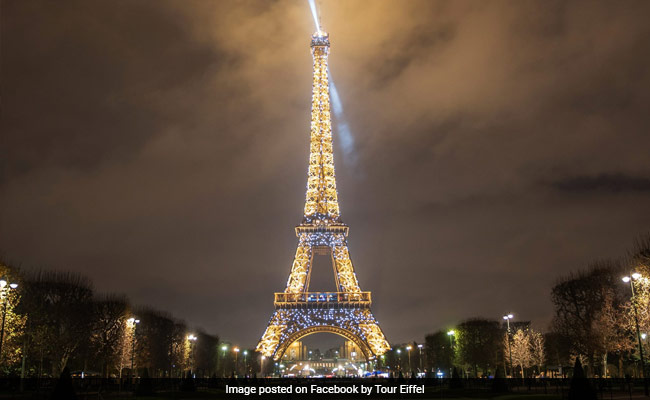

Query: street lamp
left=396, top=349, right=402, bottom=371
left=447, top=330, right=455, bottom=376
left=187, top=334, right=197, bottom=374
left=447, top=330, right=455, bottom=346
left=406, top=345, right=412, bottom=374
left=503, top=314, right=514, bottom=378
left=127, top=317, right=140, bottom=378
left=234, top=347, right=240, bottom=376
left=261, top=355, right=266, bottom=377
left=0, top=279, right=18, bottom=364
left=220, top=345, right=228, bottom=377
left=418, top=344, right=424, bottom=373
left=243, top=350, right=248, bottom=376
left=623, top=273, right=649, bottom=396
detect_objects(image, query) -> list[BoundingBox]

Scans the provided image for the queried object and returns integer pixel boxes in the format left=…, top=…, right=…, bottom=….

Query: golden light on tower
left=255, top=26, right=390, bottom=361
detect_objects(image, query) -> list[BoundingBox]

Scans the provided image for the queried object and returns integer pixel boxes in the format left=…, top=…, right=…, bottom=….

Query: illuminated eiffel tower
left=256, top=31, right=390, bottom=361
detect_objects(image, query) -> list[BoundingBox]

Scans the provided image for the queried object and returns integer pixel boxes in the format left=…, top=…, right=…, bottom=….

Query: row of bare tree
left=420, top=233, right=650, bottom=379
left=423, top=318, right=545, bottom=378
left=551, top=234, right=650, bottom=377
left=0, top=263, right=220, bottom=378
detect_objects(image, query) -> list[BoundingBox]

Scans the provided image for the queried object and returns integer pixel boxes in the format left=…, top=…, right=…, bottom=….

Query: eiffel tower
left=256, top=30, right=390, bottom=361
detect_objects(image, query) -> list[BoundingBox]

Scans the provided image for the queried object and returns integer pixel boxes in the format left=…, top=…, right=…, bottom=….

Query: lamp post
left=243, top=350, right=248, bottom=376
left=221, top=345, right=228, bottom=377
left=396, top=349, right=402, bottom=372
left=406, top=345, right=412, bottom=374
left=234, top=347, right=240, bottom=377
left=623, top=274, right=649, bottom=396
left=446, top=330, right=455, bottom=347
left=447, top=330, right=455, bottom=376
left=503, top=314, right=514, bottom=378
left=0, top=279, right=18, bottom=364
left=418, top=344, right=424, bottom=373
left=128, top=317, right=140, bottom=378
left=261, top=355, right=266, bottom=377
left=187, top=334, right=197, bottom=375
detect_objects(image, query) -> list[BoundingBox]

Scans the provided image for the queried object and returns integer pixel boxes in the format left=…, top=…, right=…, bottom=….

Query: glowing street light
left=447, top=330, right=456, bottom=376
left=622, top=273, right=649, bottom=396
left=187, top=334, right=198, bottom=373
left=129, top=317, right=140, bottom=378
left=418, top=344, right=424, bottom=372
left=503, top=314, right=514, bottom=377
left=220, top=344, right=228, bottom=377
left=234, top=347, right=240, bottom=376
left=446, top=331, right=455, bottom=349
left=243, top=350, right=248, bottom=376
left=0, top=279, right=18, bottom=366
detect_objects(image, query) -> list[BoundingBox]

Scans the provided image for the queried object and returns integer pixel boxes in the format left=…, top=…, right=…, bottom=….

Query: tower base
left=256, top=306, right=390, bottom=360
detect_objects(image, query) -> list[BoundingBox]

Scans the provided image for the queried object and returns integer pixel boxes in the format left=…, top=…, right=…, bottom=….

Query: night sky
left=2, top=0, right=650, bottom=349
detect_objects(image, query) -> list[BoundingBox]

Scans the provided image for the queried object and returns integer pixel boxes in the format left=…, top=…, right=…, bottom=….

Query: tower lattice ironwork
left=256, top=31, right=390, bottom=361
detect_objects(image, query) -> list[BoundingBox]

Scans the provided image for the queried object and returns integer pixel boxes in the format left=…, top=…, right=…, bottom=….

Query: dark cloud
left=1, top=0, right=650, bottom=348
left=551, top=174, right=650, bottom=193
left=2, top=0, right=237, bottom=175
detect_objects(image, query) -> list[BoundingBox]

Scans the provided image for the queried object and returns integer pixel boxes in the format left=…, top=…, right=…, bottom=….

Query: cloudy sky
left=2, top=0, right=650, bottom=348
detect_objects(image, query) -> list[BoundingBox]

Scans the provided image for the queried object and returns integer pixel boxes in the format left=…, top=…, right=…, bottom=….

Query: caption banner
left=226, top=383, right=424, bottom=396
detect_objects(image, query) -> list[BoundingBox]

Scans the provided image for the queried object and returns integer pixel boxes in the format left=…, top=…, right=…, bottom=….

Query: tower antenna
left=318, top=0, right=323, bottom=32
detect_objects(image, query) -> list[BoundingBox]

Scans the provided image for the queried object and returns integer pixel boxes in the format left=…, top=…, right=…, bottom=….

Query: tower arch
left=275, top=325, right=372, bottom=361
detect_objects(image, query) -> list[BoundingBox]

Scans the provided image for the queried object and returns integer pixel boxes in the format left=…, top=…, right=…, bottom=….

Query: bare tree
left=425, top=330, right=454, bottom=373
left=624, top=234, right=650, bottom=335
left=0, top=261, right=26, bottom=374
left=529, top=330, right=545, bottom=375
left=135, top=307, right=187, bottom=377
left=456, top=318, right=502, bottom=377
left=90, top=294, right=129, bottom=377
left=551, top=262, right=621, bottom=375
left=22, top=271, right=93, bottom=375
left=510, top=329, right=532, bottom=378
left=596, top=288, right=634, bottom=377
